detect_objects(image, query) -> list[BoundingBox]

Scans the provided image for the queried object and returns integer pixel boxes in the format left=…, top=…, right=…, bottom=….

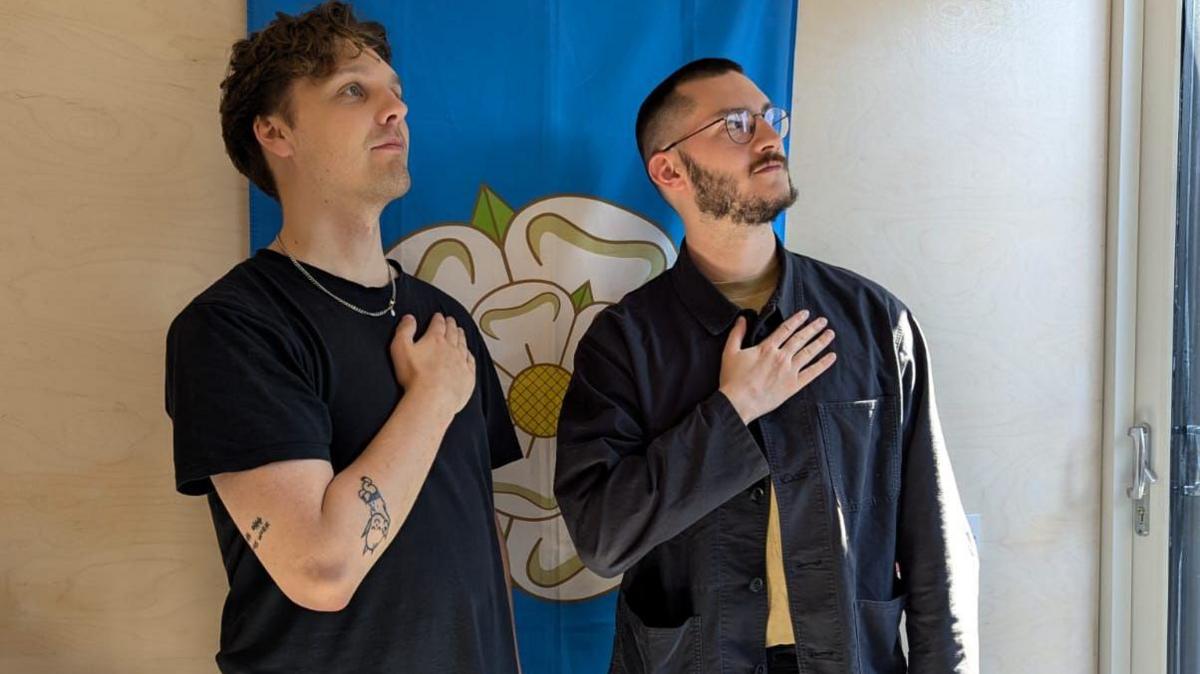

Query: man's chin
left=730, top=190, right=797, bottom=225
left=374, top=171, right=411, bottom=200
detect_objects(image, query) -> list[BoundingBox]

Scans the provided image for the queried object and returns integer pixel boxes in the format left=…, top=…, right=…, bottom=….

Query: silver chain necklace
left=275, top=236, right=397, bottom=318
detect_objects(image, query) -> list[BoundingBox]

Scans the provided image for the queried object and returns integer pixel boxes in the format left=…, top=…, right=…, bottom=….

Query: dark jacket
left=554, top=239, right=978, bottom=674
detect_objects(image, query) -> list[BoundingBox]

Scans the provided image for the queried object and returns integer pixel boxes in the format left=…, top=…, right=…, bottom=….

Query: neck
left=271, top=190, right=391, bottom=287
left=682, top=216, right=778, bottom=284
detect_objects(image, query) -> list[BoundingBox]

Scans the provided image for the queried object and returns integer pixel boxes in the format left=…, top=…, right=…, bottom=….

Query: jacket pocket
left=817, top=396, right=899, bottom=512
left=614, top=593, right=702, bottom=674
left=853, top=595, right=908, bottom=674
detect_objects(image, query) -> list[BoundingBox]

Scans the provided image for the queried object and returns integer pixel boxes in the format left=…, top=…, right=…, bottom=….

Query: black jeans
left=767, top=646, right=798, bottom=674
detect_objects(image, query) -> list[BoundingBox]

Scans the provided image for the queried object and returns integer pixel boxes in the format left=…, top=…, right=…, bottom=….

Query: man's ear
left=253, top=113, right=295, bottom=160
left=647, top=152, right=686, bottom=193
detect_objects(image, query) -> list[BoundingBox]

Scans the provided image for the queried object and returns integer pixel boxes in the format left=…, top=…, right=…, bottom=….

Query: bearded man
left=554, top=58, right=978, bottom=674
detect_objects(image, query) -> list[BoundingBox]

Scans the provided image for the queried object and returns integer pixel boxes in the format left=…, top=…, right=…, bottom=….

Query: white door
left=1102, top=1, right=1188, bottom=673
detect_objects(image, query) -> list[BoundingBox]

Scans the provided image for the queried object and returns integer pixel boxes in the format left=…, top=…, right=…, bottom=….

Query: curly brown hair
left=219, top=1, right=391, bottom=200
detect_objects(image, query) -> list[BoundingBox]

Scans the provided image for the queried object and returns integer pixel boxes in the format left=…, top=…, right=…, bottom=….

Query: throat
left=712, top=253, right=780, bottom=312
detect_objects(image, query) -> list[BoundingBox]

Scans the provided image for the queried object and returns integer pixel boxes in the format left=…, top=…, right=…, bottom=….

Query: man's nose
left=378, top=93, right=408, bottom=127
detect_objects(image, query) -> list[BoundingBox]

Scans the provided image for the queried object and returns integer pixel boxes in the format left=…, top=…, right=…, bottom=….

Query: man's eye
left=728, top=112, right=752, bottom=133
left=345, top=83, right=365, bottom=97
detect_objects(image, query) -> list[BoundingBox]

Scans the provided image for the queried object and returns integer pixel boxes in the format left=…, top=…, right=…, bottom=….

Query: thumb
left=724, top=316, right=746, bottom=355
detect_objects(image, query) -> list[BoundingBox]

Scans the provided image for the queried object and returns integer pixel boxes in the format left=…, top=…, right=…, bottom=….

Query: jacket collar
left=669, top=235, right=801, bottom=335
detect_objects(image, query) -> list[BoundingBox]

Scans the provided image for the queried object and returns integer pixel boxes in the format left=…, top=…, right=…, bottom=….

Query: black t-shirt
left=165, top=249, right=522, bottom=674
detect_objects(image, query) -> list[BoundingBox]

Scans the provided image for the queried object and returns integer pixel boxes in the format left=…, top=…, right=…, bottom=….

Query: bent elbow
left=278, top=559, right=358, bottom=613
left=557, top=493, right=635, bottom=579
left=574, top=537, right=633, bottom=579
left=289, top=584, right=353, bottom=613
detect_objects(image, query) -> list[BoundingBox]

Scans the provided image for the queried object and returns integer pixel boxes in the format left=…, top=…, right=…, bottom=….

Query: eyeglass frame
left=655, top=105, right=790, bottom=154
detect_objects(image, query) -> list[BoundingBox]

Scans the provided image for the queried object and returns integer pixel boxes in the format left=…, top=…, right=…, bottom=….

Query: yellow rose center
left=508, top=363, right=571, bottom=438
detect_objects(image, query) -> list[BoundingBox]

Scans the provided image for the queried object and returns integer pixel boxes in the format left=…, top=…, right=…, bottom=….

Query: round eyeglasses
left=657, top=106, right=789, bottom=153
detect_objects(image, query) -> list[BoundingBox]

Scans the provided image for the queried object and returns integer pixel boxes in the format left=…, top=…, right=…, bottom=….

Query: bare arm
left=212, top=313, right=474, bottom=612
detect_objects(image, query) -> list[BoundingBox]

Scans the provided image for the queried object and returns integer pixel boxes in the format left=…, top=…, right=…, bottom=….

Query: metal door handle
left=1127, top=423, right=1158, bottom=500
left=1127, top=423, right=1158, bottom=536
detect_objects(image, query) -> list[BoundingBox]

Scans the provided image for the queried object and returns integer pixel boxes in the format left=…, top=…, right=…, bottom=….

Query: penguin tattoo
left=358, top=476, right=391, bottom=555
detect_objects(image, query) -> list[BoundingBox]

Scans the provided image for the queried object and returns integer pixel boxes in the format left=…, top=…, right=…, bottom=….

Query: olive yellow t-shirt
left=711, top=255, right=794, bottom=648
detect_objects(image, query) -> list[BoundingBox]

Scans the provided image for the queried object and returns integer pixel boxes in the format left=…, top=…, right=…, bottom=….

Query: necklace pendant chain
left=275, top=236, right=398, bottom=318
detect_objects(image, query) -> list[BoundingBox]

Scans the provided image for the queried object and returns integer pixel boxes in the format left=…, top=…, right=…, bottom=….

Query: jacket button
left=750, top=486, right=766, bottom=503
left=749, top=577, right=764, bottom=593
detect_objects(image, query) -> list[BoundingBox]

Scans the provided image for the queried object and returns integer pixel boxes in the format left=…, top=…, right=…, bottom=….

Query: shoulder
left=571, top=271, right=673, bottom=365
left=168, top=257, right=293, bottom=347
left=791, top=251, right=910, bottom=316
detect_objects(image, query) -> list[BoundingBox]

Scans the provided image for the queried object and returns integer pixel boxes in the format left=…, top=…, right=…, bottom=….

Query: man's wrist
left=398, top=383, right=458, bottom=425
left=718, top=386, right=755, bottom=425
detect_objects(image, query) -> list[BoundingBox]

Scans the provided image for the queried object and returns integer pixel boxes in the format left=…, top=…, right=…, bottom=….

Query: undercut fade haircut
left=634, top=57, right=744, bottom=164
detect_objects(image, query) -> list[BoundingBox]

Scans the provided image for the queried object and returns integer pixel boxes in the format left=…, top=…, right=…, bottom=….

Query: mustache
left=750, top=153, right=788, bottom=173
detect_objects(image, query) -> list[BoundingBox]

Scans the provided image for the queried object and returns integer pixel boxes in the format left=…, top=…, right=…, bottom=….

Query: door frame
left=1100, top=1, right=1184, bottom=673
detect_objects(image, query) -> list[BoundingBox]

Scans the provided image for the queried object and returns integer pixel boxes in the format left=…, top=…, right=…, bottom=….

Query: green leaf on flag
left=570, top=281, right=594, bottom=312
left=470, top=185, right=515, bottom=245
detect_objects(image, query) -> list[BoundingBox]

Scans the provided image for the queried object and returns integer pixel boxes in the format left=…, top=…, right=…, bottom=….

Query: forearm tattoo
left=245, top=516, right=270, bottom=550
left=358, top=476, right=391, bottom=555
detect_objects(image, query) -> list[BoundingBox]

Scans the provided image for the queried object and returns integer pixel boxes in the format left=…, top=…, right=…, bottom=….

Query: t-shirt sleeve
left=165, top=301, right=332, bottom=496
left=473, top=331, right=522, bottom=470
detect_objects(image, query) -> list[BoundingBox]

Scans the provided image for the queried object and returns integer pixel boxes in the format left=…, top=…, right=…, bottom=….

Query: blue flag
left=248, top=2, right=798, bottom=672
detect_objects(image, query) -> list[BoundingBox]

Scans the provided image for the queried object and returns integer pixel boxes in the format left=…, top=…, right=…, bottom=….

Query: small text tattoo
left=358, top=476, right=391, bottom=555
left=245, top=516, right=270, bottom=550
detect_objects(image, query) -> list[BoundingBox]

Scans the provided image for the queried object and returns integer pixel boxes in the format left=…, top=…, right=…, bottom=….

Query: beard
left=678, top=151, right=798, bottom=225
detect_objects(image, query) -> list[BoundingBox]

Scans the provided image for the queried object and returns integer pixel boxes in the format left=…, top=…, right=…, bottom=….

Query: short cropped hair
left=634, top=57, right=744, bottom=163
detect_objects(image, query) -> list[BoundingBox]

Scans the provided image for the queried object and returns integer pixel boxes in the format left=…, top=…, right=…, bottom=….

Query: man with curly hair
left=164, top=3, right=522, bottom=672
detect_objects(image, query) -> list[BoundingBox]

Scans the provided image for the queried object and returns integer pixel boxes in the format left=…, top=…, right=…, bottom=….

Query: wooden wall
left=0, top=2, right=245, bottom=671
